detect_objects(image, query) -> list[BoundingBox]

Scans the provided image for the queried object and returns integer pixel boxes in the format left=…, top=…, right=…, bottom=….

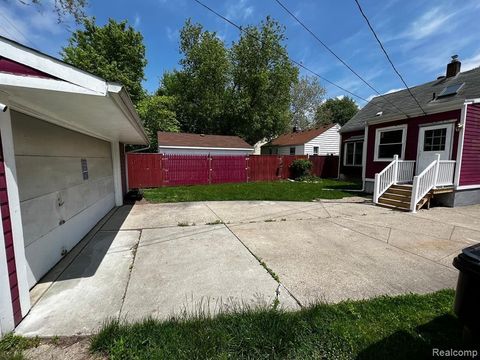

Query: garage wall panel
left=11, top=111, right=115, bottom=288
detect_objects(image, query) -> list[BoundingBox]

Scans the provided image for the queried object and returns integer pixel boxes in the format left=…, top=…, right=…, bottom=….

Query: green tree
left=62, top=18, right=147, bottom=104
left=290, top=76, right=325, bottom=130
left=172, top=20, right=230, bottom=134
left=315, top=96, right=359, bottom=126
left=136, top=95, right=180, bottom=151
left=230, top=17, right=298, bottom=144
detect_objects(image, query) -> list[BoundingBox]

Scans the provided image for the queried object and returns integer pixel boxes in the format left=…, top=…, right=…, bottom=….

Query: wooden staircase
left=378, top=184, right=432, bottom=211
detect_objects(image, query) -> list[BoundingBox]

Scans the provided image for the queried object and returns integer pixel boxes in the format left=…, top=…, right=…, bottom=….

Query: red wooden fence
left=127, top=154, right=339, bottom=189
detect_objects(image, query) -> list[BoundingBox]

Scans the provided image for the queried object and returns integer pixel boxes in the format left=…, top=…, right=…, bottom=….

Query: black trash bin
left=453, top=243, right=480, bottom=341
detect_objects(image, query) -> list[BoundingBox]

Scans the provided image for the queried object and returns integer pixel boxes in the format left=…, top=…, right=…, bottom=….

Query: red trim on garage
left=0, top=133, right=21, bottom=325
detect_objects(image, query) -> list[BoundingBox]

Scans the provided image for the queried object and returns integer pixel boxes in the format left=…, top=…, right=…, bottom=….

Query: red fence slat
left=211, top=156, right=248, bottom=184
left=127, top=153, right=339, bottom=189
left=163, top=154, right=209, bottom=186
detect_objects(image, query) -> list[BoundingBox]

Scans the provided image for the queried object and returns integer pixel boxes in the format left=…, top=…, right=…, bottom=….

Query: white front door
left=417, top=123, right=453, bottom=174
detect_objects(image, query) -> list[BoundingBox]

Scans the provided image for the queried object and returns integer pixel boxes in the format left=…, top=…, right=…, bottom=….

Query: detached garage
left=0, top=36, right=148, bottom=334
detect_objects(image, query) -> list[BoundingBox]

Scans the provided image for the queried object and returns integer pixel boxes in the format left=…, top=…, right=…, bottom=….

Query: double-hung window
left=344, top=141, right=363, bottom=166
left=374, top=125, right=407, bottom=161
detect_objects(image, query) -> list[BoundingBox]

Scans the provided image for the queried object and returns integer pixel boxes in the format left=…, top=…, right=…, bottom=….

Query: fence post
left=162, top=154, right=168, bottom=186
left=393, top=154, right=399, bottom=184
left=246, top=156, right=249, bottom=183
left=208, top=154, right=212, bottom=184
left=433, top=153, right=441, bottom=189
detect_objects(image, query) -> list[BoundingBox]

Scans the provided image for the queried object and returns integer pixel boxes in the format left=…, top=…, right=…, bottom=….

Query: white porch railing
left=373, top=155, right=415, bottom=203
left=410, top=155, right=456, bottom=212
left=373, top=153, right=455, bottom=212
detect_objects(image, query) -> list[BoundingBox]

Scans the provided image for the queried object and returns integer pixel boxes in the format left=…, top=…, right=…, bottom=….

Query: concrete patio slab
left=19, top=199, right=477, bottom=337
left=205, top=201, right=319, bottom=224
left=16, top=230, right=140, bottom=336
left=229, top=219, right=458, bottom=305
left=103, top=202, right=219, bottom=230
left=387, top=229, right=467, bottom=261
left=121, top=224, right=299, bottom=322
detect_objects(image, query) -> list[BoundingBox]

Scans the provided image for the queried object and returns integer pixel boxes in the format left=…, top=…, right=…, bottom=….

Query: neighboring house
left=0, top=36, right=148, bottom=334
left=261, top=124, right=341, bottom=155
left=158, top=132, right=254, bottom=156
left=339, top=56, right=480, bottom=211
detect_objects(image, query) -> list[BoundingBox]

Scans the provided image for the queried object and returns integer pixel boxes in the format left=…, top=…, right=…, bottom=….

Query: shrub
left=290, top=159, right=312, bottom=179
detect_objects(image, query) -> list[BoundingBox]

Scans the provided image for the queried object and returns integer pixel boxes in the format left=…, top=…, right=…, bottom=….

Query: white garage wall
left=276, top=145, right=304, bottom=155
left=11, top=111, right=115, bottom=288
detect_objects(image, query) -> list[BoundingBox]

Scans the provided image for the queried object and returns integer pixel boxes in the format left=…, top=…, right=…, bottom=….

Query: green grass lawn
left=89, top=290, right=476, bottom=359
left=142, top=179, right=362, bottom=203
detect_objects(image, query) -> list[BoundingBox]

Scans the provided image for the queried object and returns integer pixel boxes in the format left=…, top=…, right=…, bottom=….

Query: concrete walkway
left=16, top=198, right=479, bottom=336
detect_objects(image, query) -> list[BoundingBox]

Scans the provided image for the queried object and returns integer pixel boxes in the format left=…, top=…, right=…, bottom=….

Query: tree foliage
left=230, top=17, right=299, bottom=144
left=315, top=96, right=359, bottom=126
left=62, top=18, right=147, bottom=104
left=290, top=76, right=325, bottom=130
left=172, top=20, right=230, bottom=134
left=18, top=0, right=87, bottom=23
left=136, top=95, right=180, bottom=151
left=163, top=17, right=298, bottom=145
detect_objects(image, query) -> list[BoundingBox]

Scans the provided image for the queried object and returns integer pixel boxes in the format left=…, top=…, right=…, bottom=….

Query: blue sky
left=1, top=0, right=480, bottom=106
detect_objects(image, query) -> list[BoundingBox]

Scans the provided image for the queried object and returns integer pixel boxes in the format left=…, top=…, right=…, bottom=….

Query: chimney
left=446, top=55, right=461, bottom=78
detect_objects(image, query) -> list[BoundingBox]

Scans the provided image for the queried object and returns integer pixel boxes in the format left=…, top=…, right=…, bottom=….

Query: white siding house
left=158, top=132, right=254, bottom=156
left=261, top=124, right=341, bottom=155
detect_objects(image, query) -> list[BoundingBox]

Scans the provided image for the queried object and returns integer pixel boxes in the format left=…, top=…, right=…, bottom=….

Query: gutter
left=107, top=83, right=149, bottom=145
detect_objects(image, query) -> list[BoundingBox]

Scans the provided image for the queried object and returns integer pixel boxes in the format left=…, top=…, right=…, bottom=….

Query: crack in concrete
left=118, top=229, right=142, bottom=319
left=204, top=203, right=303, bottom=308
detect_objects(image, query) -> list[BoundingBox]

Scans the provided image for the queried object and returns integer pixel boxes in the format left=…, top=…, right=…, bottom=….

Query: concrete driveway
left=16, top=198, right=480, bottom=336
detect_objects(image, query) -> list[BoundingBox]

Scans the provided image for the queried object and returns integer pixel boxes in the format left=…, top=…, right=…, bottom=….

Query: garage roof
left=158, top=132, right=253, bottom=149
left=0, top=36, right=148, bottom=145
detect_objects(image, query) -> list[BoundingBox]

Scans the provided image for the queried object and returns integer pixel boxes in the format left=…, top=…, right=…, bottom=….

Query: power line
left=273, top=0, right=411, bottom=118
left=192, top=0, right=386, bottom=108
left=353, top=0, right=427, bottom=116
left=0, top=12, right=36, bottom=48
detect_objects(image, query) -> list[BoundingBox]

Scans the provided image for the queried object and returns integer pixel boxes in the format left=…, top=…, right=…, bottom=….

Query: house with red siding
left=339, top=56, right=480, bottom=212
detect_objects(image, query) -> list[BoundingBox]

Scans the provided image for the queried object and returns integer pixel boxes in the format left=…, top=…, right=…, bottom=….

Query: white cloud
left=226, top=0, right=254, bottom=21
left=165, top=26, right=179, bottom=42
left=462, top=52, right=480, bottom=72
left=403, top=7, right=455, bottom=41
left=366, top=88, right=404, bottom=102
left=134, top=14, right=141, bottom=28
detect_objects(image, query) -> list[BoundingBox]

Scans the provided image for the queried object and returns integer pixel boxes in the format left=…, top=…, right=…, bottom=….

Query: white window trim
left=313, top=146, right=319, bottom=155
left=343, top=141, right=363, bottom=167
left=374, top=124, right=407, bottom=162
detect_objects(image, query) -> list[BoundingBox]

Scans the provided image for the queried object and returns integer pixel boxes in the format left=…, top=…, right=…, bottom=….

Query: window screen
left=289, top=147, right=295, bottom=155
left=423, top=128, right=446, bottom=151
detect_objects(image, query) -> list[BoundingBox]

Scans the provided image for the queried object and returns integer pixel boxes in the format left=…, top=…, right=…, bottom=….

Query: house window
left=313, top=146, right=319, bottom=155
left=423, top=128, right=446, bottom=151
left=344, top=141, right=363, bottom=166
left=290, top=147, right=295, bottom=155
left=374, top=125, right=407, bottom=161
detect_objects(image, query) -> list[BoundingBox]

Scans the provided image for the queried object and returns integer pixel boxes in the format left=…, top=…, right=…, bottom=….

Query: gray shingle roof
left=340, top=66, right=480, bottom=133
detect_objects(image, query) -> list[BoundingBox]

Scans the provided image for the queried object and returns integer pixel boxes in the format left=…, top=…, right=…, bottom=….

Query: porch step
left=378, top=196, right=411, bottom=210
left=378, top=184, right=432, bottom=212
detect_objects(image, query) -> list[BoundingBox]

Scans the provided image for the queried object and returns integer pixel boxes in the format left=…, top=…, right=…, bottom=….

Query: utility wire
left=0, top=13, right=36, bottom=48
left=273, top=0, right=410, bottom=118
left=192, top=0, right=387, bottom=110
left=353, top=0, right=427, bottom=116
